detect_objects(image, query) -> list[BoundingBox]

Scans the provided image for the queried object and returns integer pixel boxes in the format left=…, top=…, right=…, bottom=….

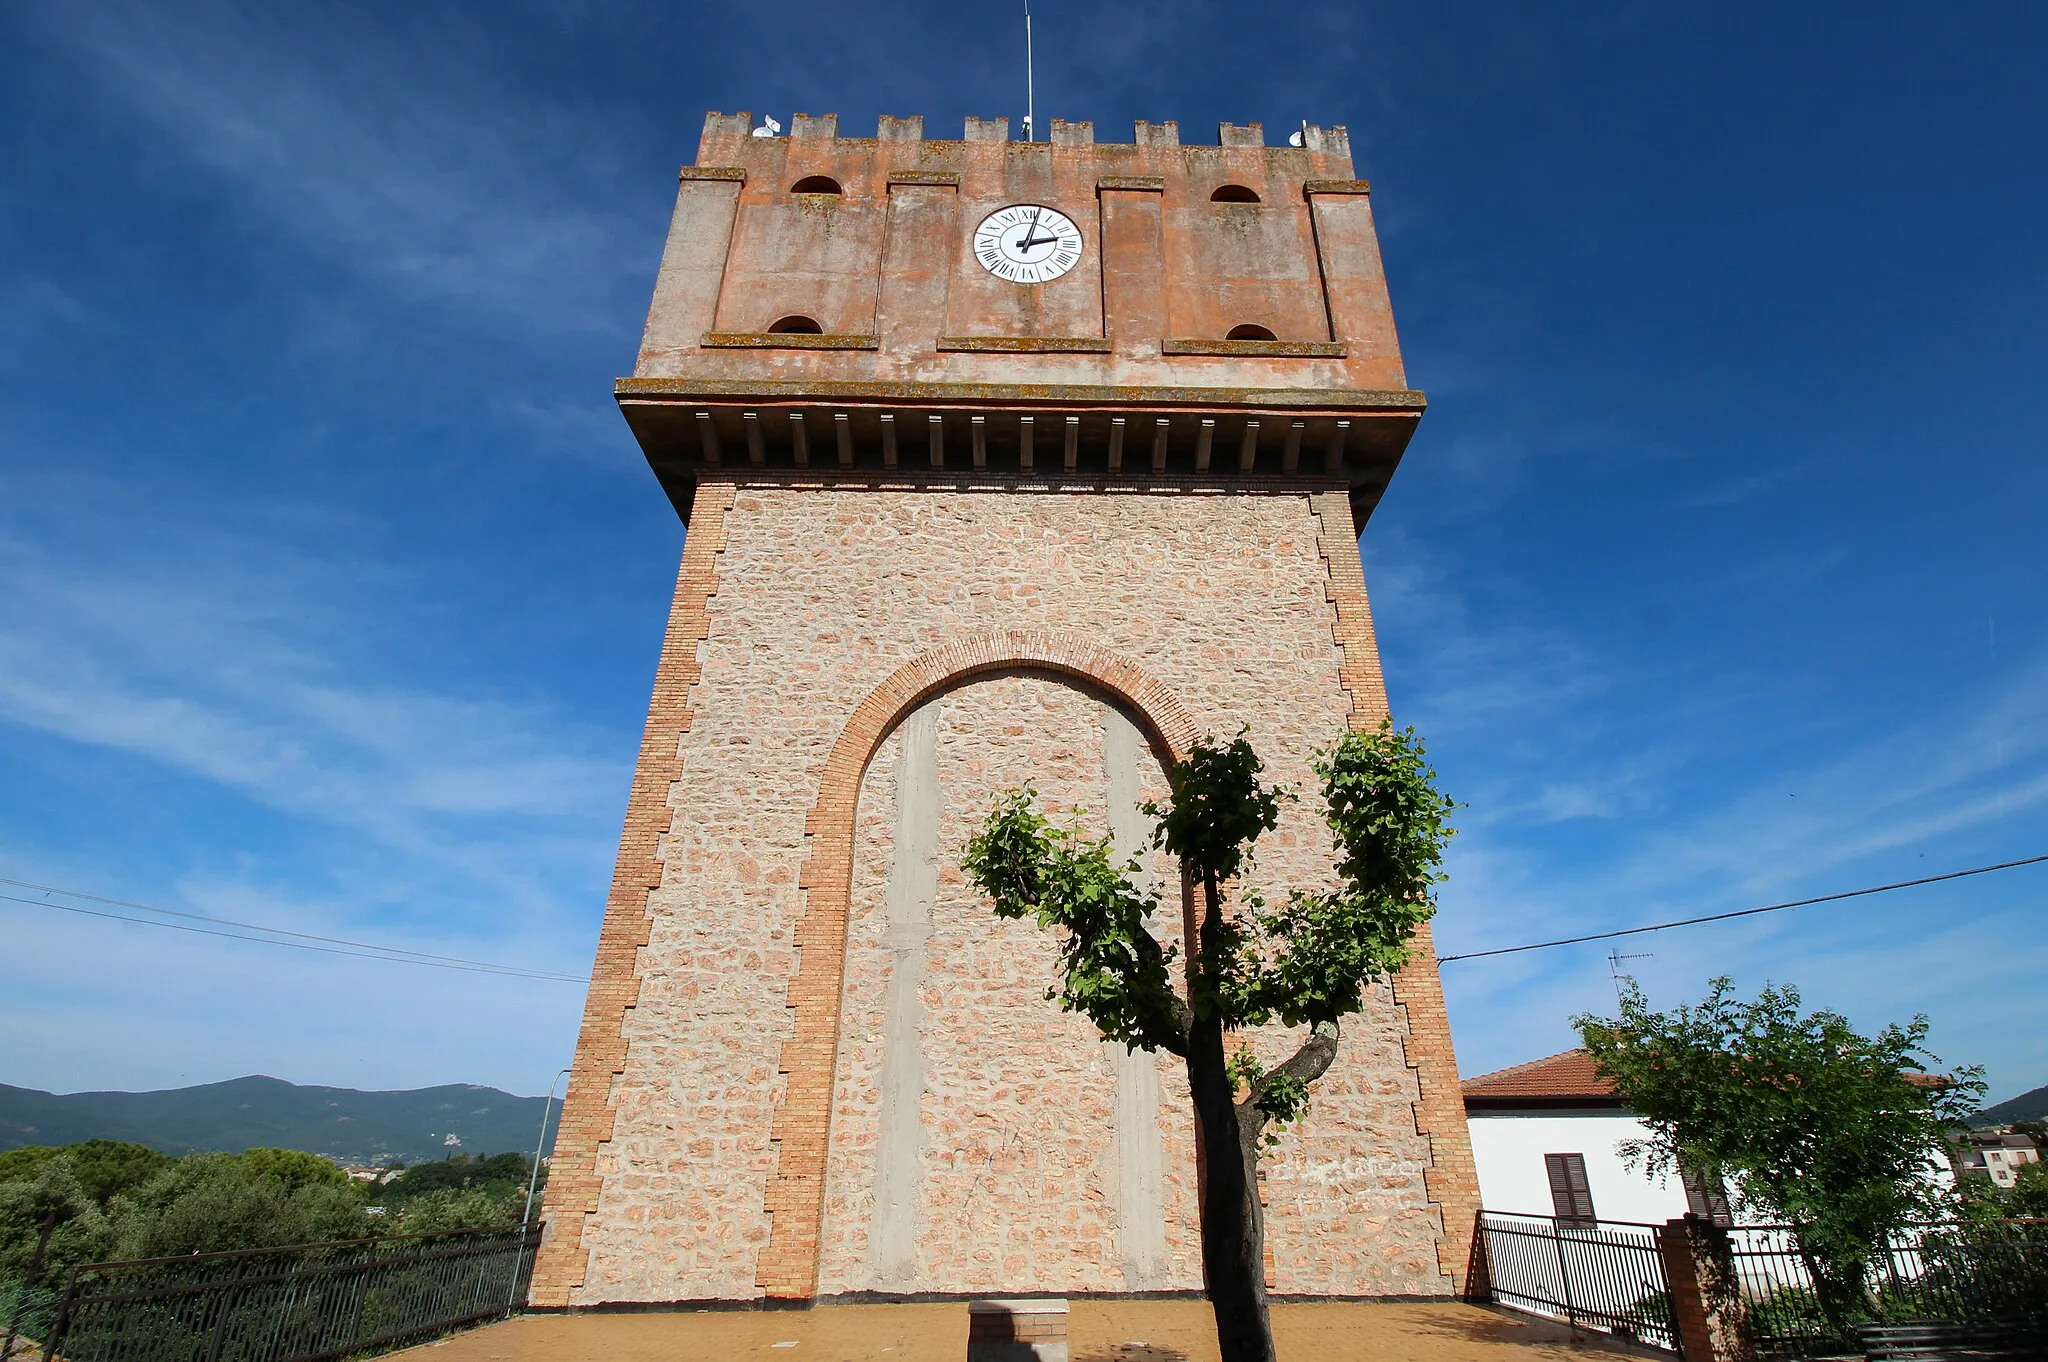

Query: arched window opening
left=790, top=176, right=843, bottom=195
left=769, top=315, right=823, bottom=335
left=1211, top=184, right=1261, bottom=203
left=1226, top=324, right=1277, bottom=341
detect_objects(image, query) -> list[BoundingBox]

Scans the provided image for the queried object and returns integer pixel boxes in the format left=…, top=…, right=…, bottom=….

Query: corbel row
left=687, top=407, right=1355, bottom=477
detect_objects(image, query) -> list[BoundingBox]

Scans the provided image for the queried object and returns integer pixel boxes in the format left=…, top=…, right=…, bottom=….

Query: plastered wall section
left=555, top=480, right=1468, bottom=1303
left=634, top=119, right=1408, bottom=393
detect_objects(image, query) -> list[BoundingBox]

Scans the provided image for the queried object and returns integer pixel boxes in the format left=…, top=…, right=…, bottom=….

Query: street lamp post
left=508, top=1067, right=570, bottom=1314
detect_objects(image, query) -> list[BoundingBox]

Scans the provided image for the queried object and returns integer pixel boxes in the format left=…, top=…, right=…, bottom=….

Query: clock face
left=972, top=204, right=1084, bottom=284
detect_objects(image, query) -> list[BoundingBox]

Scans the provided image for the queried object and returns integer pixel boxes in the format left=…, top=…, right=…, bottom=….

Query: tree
left=393, top=1186, right=523, bottom=1234
left=0, top=1141, right=171, bottom=1208
left=109, top=1153, right=371, bottom=1259
left=1575, top=978, right=1985, bottom=1328
left=964, top=725, right=1454, bottom=1362
left=2007, top=1159, right=2048, bottom=1220
left=0, top=1162, right=112, bottom=1287
left=234, top=1148, right=351, bottom=1194
left=378, top=1152, right=531, bottom=1205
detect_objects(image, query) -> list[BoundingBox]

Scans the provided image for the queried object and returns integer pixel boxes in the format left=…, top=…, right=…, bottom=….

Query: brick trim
left=754, top=632, right=1203, bottom=1298
left=1308, top=491, right=1481, bottom=1294
left=528, top=482, right=738, bottom=1307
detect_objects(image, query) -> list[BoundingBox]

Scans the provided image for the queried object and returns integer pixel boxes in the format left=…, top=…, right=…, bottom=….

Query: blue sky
left=2, top=2, right=2042, bottom=1108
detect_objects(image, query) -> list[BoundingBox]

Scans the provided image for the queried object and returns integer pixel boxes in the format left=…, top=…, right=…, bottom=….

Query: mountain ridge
left=1975, top=1082, right=2048, bottom=1127
left=0, top=1075, right=557, bottom=1165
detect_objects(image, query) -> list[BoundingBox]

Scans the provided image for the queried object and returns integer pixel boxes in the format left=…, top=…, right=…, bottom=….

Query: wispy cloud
left=1431, top=644, right=2048, bottom=1094
left=0, top=462, right=627, bottom=921
left=28, top=1, right=649, bottom=332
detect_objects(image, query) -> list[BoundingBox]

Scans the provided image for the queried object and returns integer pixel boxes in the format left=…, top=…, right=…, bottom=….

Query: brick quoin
left=529, top=482, right=736, bottom=1307
left=1311, top=491, right=1482, bottom=1293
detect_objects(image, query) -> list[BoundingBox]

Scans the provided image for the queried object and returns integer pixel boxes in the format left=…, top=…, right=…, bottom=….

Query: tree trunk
left=1188, top=1014, right=1274, bottom=1362
left=1186, top=869, right=1276, bottom=1362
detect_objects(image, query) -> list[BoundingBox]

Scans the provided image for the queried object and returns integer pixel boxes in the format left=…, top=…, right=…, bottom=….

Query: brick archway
left=753, top=630, right=1202, bottom=1297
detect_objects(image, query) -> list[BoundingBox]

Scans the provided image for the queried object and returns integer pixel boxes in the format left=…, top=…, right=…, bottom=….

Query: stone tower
left=530, top=111, right=1478, bottom=1308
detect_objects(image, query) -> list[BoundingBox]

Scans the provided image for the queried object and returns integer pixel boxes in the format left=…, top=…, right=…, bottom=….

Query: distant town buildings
left=1951, top=1129, right=2042, bottom=1189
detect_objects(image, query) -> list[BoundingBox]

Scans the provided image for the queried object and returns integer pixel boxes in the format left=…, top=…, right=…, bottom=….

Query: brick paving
left=394, top=1300, right=1648, bottom=1362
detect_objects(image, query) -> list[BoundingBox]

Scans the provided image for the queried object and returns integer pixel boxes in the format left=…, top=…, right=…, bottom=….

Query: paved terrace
left=394, top=1299, right=1652, bottom=1362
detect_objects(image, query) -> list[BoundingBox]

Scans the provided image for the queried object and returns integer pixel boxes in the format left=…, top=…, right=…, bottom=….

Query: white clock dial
left=973, top=204, right=1084, bottom=283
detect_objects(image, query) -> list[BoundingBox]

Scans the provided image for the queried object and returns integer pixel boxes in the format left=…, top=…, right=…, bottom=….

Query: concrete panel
left=635, top=177, right=743, bottom=371
left=1103, top=706, right=1170, bottom=1289
left=1307, top=190, right=1407, bottom=389
left=878, top=183, right=958, bottom=357
left=713, top=194, right=887, bottom=336
left=1164, top=198, right=1329, bottom=343
left=1100, top=188, right=1167, bottom=360
left=868, top=705, right=939, bottom=1290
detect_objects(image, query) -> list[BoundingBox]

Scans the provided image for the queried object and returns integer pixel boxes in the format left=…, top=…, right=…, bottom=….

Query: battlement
left=696, top=111, right=1354, bottom=158
left=619, top=111, right=1423, bottom=529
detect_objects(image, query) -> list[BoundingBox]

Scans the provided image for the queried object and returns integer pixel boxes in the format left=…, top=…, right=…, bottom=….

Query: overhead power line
left=1437, top=854, right=2048, bottom=964
left=0, top=876, right=585, bottom=983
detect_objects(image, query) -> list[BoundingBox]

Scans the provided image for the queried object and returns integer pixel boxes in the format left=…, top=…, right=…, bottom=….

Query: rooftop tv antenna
left=751, top=115, right=782, bottom=138
left=1022, top=1, right=1035, bottom=141
left=1607, top=949, right=1653, bottom=1005
left=1288, top=120, right=1310, bottom=147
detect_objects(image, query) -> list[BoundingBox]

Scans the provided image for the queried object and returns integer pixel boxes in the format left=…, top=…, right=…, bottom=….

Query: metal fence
left=1730, top=1219, right=2048, bottom=1360
left=1473, top=1211, right=1681, bottom=1353
left=7, top=1222, right=540, bottom=1362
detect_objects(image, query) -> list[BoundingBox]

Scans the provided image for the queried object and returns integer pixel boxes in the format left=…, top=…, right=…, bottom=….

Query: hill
left=1975, top=1082, right=2048, bottom=1127
left=0, top=1075, right=557, bottom=1165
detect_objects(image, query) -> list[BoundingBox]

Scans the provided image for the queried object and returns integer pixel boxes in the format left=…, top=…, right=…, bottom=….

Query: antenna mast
left=1607, top=949, right=1653, bottom=1005
left=1023, top=2, right=1035, bottom=141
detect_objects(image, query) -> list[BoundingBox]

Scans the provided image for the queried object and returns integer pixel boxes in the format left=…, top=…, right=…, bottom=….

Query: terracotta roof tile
left=1462, top=1048, right=1617, bottom=1102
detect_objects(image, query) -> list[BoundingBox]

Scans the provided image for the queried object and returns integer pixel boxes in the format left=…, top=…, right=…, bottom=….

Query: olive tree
left=964, top=725, right=1455, bottom=1362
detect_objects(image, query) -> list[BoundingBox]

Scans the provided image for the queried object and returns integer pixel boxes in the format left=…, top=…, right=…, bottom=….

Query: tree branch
left=1240, top=1019, right=1341, bottom=1122
left=1133, top=915, right=1194, bottom=1056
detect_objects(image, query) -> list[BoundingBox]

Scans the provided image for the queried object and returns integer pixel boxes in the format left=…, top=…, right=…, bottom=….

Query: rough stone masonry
left=531, top=110, right=1479, bottom=1307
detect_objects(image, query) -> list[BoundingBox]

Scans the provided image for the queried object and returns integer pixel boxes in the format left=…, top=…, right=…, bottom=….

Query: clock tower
left=531, top=111, right=1478, bottom=1308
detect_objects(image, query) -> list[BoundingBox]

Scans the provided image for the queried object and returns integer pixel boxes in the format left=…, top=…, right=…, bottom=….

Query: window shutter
left=1680, top=1164, right=1734, bottom=1226
left=1544, top=1153, right=1595, bottom=1226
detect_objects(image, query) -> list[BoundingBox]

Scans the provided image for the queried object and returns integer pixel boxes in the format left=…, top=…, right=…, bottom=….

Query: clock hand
left=1013, top=208, right=1045, bottom=252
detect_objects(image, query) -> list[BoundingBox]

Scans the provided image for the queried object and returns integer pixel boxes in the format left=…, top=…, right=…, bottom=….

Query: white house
left=1953, top=1130, right=2041, bottom=1190
left=1463, top=1049, right=1730, bottom=1227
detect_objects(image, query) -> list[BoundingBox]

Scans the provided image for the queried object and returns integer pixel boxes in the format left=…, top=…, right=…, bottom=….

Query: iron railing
left=1473, top=1210, right=1680, bottom=1353
left=8, top=1222, right=540, bottom=1362
left=1730, top=1219, right=2048, bottom=1360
